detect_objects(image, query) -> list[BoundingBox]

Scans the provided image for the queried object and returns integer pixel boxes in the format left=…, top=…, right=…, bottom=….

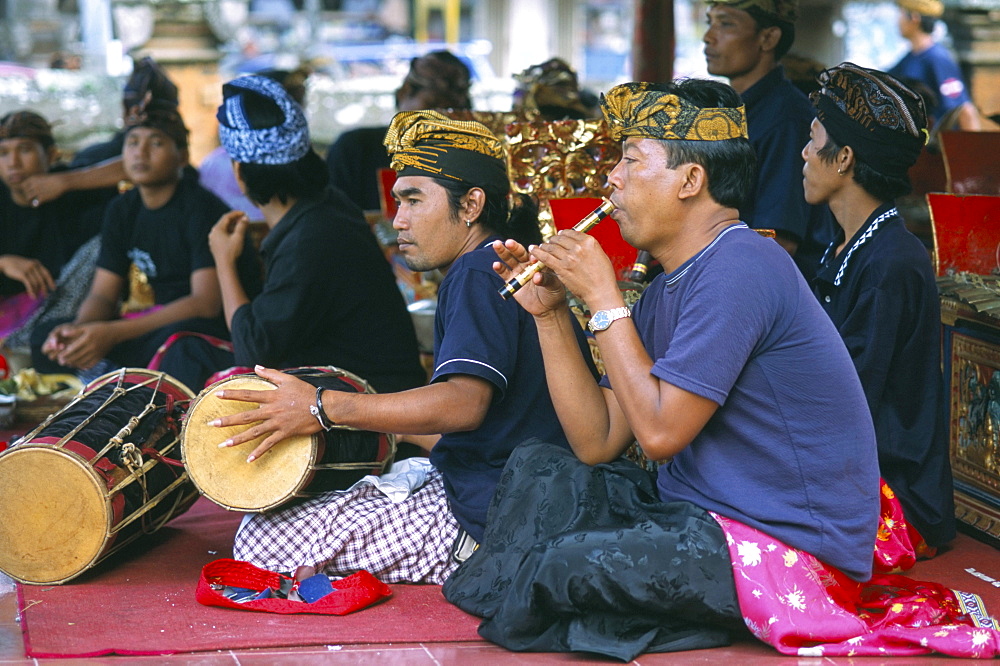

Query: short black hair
left=231, top=80, right=327, bottom=205
left=241, top=150, right=329, bottom=206
left=817, top=136, right=912, bottom=201
left=915, top=13, right=937, bottom=34
left=433, top=177, right=542, bottom=247
left=651, top=79, right=757, bottom=211
left=746, top=7, right=796, bottom=60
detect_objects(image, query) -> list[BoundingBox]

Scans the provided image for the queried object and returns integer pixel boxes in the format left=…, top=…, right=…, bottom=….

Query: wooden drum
left=0, top=369, right=198, bottom=585
left=182, top=367, right=395, bottom=513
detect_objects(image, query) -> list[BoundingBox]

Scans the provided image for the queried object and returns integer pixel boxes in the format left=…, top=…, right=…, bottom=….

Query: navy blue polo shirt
left=742, top=65, right=836, bottom=283
left=814, top=203, right=955, bottom=547
left=428, top=238, right=593, bottom=542
left=604, top=224, right=879, bottom=582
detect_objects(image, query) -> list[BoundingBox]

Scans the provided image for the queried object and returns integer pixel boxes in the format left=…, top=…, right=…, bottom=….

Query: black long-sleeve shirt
left=814, top=203, right=955, bottom=547
left=231, top=186, right=425, bottom=394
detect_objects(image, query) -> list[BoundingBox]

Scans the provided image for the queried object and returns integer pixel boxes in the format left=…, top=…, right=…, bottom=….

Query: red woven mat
left=16, top=498, right=481, bottom=658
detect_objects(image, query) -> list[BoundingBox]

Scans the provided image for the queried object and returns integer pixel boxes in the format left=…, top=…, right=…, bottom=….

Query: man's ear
left=758, top=25, right=781, bottom=54
left=178, top=148, right=190, bottom=167
left=45, top=145, right=60, bottom=167
left=678, top=163, right=707, bottom=200
left=463, top=187, right=487, bottom=222
left=839, top=145, right=856, bottom=176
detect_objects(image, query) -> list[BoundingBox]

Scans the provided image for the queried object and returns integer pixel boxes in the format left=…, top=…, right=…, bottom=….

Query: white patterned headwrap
left=218, top=75, right=310, bottom=165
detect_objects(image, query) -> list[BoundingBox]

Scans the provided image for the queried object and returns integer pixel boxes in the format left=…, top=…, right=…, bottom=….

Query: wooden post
left=632, top=0, right=675, bottom=83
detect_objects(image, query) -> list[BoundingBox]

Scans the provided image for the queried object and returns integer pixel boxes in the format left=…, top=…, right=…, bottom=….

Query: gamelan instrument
left=181, top=366, right=395, bottom=513
left=0, top=368, right=197, bottom=585
left=499, top=197, right=616, bottom=300
left=627, top=250, right=653, bottom=283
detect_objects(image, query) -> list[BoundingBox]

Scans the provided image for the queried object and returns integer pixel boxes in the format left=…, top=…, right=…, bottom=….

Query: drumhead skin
left=0, top=446, right=110, bottom=584
left=183, top=375, right=320, bottom=512
left=0, top=368, right=197, bottom=585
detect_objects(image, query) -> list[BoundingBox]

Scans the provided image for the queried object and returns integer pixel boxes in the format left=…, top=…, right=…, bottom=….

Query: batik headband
left=384, top=110, right=508, bottom=192
left=0, top=111, right=55, bottom=149
left=124, top=93, right=189, bottom=149
left=514, top=58, right=590, bottom=118
left=123, top=56, right=179, bottom=110
left=601, top=82, right=748, bottom=142
left=810, top=62, right=927, bottom=179
left=218, top=75, right=310, bottom=165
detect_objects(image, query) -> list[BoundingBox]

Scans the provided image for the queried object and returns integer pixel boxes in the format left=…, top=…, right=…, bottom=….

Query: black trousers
left=443, top=439, right=742, bottom=661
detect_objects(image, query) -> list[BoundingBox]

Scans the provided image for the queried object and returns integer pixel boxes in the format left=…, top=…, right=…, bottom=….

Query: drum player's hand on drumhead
left=212, top=366, right=321, bottom=463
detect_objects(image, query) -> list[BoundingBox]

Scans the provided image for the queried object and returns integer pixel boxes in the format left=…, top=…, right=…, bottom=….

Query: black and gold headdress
left=601, top=82, right=748, bottom=142
left=384, top=110, right=508, bottom=192
left=896, top=0, right=943, bottom=17
left=124, top=91, right=189, bottom=150
left=810, top=62, right=927, bottom=179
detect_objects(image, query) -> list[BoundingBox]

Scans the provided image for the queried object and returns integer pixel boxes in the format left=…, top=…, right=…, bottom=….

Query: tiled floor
left=2, top=571, right=996, bottom=665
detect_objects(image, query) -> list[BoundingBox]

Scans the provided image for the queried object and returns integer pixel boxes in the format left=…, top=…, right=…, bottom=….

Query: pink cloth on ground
left=714, top=505, right=1000, bottom=658
left=0, top=292, right=43, bottom=338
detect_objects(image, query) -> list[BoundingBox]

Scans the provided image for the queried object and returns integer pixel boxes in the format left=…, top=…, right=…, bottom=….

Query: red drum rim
left=85, top=367, right=196, bottom=402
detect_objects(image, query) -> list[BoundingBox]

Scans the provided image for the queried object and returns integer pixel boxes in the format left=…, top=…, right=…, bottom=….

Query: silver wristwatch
left=588, top=306, right=632, bottom=332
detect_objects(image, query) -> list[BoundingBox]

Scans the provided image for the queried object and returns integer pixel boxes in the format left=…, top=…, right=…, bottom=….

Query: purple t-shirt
left=611, top=224, right=879, bottom=581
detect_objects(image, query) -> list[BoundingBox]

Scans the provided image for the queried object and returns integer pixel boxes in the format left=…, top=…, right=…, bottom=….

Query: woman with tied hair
left=802, top=62, right=955, bottom=554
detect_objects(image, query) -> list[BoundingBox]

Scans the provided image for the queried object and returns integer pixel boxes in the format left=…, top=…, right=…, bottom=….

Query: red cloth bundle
left=196, top=559, right=391, bottom=615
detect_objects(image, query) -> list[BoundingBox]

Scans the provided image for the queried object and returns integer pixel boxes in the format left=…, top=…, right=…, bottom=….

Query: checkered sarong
left=233, top=469, right=460, bottom=583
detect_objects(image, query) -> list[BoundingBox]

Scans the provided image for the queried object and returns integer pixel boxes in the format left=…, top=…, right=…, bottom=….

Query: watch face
left=591, top=310, right=610, bottom=330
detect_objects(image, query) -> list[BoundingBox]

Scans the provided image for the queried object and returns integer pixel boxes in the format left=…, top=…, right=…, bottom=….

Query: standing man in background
left=890, top=0, right=981, bottom=130
left=704, top=0, right=835, bottom=281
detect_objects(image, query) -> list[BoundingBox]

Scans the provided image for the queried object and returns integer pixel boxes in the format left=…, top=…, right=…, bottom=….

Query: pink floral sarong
left=714, top=505, right=1000, bottom=658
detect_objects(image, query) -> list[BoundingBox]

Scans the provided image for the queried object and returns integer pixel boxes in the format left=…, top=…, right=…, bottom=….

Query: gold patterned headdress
left=601, top=82, right=748, bottom=142
left=384, top=110, right=508, bottom=190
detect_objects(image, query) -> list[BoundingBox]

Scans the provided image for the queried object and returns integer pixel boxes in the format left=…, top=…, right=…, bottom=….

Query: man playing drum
left=207, top=110, right=595, bottom=584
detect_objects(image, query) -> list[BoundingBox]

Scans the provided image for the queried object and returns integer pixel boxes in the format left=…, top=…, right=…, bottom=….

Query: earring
left=837, top=168, right=845, bottom=175
left=465, top=219, right=472, bottom=227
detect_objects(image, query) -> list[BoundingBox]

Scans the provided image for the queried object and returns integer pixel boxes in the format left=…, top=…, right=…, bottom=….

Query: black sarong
left=443, top=439, right=742, bottom=661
